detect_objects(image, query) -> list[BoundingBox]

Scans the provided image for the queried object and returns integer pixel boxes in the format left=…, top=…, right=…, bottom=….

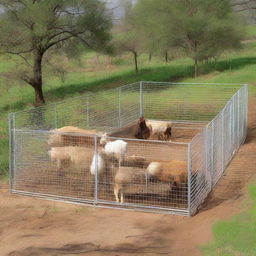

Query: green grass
left=1, top=37, right=256, bottom=177
left=201, top=185, right=256, bottom=256
left=246, top=25, right=256, bottom=39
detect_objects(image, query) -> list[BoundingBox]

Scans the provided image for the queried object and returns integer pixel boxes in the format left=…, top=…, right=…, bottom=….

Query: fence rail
left=9, top=82, right=248, bottom=216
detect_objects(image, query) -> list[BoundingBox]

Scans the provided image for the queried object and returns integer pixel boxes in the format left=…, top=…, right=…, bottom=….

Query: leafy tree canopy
left=0, top=0, right=113, bottom=105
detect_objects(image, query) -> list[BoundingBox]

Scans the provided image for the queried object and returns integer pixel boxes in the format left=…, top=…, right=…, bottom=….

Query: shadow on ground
left=199, top=97, right=256, bottom=212
left=8, top=242, right=171, bottom=256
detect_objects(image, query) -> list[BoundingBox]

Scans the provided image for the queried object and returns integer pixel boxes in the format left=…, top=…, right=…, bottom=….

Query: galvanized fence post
left=244, top=84, right=248, bottom=140
left=8, top=113, right=14, bottom=191
left=237, top=90, right=240, bottom=147
left=240, top=88, right=244, bottom=142
left=211, top=120, right=215, bottom=177
left=221, top=111, right=224, bottom=173
left=94, top=135, right=98, bottom=205
left=54, top=103, right=58, bottom=128
left=229, top=101, right=232, bottom=161
left=118, top=87, right=122, bottom=127
left=140, top=81, right=144, bottom=117
left=87, top=94, right=90, bottom=129
left=205, top=126, right=209, bottom=175
left=232, top=96, right=235, bottom=151
left=187, top=143, right=192, bottom=216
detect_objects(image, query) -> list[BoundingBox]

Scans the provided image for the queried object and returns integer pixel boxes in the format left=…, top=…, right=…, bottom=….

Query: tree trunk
left=149, top=53, right=152, bottom=62
left=165, top=51, right=168, bottom=63
left=194, top=59, right=198, bottom=78
left=133, top=51, right=138, bottom=73
left=31, top=50, right=45, bottom=106
left=34, top=85, right=45, bottom=106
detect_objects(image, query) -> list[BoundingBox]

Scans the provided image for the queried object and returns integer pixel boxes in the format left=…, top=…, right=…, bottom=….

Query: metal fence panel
left=142, top=82, right=240, bottom=121
left=97, top=137, right=189, bottom=212
left=189, top=84, right=248, bottom=215
left=119, top=82, right=141, bottom=127
left=12, top=130, right=96, bottom=202
left=190, top=130, right=211, bottom=215
left=9, top=82, right=248, bottom=216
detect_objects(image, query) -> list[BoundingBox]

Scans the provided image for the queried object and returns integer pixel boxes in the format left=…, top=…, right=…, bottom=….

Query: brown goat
left=147, top=160, right=187, bottom=186
left=134, top=117, right=152, bottom=140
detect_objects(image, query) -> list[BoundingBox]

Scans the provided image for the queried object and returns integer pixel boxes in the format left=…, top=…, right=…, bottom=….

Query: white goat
left=48, top=146, right=92, bottom=173
left=90, top=152, right=105, bottom=176
left=100, top=133, right=128, bottom=165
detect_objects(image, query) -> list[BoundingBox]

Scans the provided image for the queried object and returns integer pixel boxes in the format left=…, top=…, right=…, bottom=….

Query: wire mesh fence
left=9, top=82, right=248, bottom=216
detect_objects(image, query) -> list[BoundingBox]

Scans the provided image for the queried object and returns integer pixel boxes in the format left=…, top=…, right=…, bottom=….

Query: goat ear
left=100, top=132, right=107, bottom=137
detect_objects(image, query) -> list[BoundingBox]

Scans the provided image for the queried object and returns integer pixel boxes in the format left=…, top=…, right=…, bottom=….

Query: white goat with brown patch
left=146, top=120, right=172, bottom=141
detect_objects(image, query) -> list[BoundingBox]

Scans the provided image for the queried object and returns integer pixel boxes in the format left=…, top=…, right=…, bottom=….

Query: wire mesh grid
left=9, top=82, right=248, bottom=216
left=98, top=137, right=188, bottom=210
left=12, top=130, right=97, bottom=202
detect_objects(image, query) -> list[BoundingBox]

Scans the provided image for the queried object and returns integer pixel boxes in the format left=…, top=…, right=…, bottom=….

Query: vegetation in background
left=133, top=0, right=244, bottom=77
left=132, top=0, right=172, bottom=63
left=202, top=185, right=256, bottom=256
left=0, top=0, right=113, bottom=105
left=113, top=0, right=141, bottom=73
left=246, top=25, right=256, bottom=39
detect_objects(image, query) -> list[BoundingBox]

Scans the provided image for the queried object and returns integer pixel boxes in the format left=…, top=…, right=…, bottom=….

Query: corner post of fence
left=232, top=95, right=235, bottom=151
left=211, top=121, right=214, bottom=184
left=204, top=127, right=208, bottom=174
left=229, top=101, right=232, bottom=161
left=54, top=103, right=58, bottom=128
left=87, top=94, right=90, bottom=129
left=230, top=97, right=233, bottom=151
left=94, top=135, right=98, bottom=206
left=118, top=87, right=122, bottom=127
left=187, top=143, right=192, bottom=216
left=237, top=89, right=240, bottom=148
left=8, top=113, right=15, bottom=191
left=244, top=84, right=249, bottom=140
left=139, top=81, right=144, bottom=117
left=221, top=111, right=224, bottom=174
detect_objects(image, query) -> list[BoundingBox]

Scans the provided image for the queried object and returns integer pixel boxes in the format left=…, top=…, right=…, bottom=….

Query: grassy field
left=246, top=25, right=256, bottom=39
left=202, top=185, right=256, bottom=256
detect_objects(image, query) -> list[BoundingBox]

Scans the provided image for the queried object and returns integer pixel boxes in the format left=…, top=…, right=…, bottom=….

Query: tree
left=133, top=0, right=172, bottom=63
left=134, top=0, right=244, bottom=77
left=113, top=0, right=141, bottom=73
left=171, top=0, right=244, bottom=77
left=0, top=0, right=112, bottom=105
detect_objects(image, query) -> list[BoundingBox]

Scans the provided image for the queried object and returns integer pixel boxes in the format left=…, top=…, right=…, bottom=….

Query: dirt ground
left=1, top=99, right=256, bottom=256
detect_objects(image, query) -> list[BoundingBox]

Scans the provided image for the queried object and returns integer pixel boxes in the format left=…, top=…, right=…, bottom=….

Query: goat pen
left=9, top=82, right=248, bottom=216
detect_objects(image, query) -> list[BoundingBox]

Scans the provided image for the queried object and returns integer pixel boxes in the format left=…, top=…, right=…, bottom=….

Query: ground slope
left=0, top=98, right=256, bottom=256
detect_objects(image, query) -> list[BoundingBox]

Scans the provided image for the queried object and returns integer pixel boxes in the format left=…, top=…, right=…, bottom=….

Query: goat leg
left=114, top=184, right=120, bottom=203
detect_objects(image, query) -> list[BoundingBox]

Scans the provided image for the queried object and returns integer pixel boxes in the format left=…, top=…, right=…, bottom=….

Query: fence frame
left=8, top=82, right=248, bottom=216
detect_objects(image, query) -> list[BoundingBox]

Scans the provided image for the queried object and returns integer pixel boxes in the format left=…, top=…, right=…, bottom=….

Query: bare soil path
left=1, top=98, right=256, bottom=256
